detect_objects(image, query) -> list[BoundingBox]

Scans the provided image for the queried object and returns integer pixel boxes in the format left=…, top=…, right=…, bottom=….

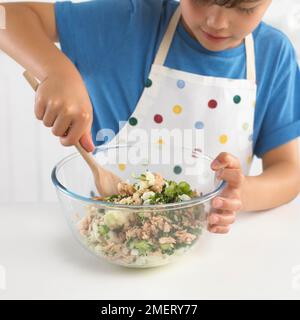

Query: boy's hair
left=200, top=0, right=260, bottom=8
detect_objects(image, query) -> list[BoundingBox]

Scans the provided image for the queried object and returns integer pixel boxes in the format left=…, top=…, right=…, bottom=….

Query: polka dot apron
left=108, top=6, right=257, bottom=176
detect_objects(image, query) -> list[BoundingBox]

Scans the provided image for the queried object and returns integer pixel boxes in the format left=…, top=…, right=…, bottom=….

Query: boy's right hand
left=34, top=72, right=95, bottom=152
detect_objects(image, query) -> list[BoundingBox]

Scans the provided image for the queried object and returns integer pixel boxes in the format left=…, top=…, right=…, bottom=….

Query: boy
left=0, top=0, right=299, bottom=234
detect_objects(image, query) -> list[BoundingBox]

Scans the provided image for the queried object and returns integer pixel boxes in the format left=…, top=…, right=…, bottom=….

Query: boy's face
left=180, top=0, right=272, bottom=51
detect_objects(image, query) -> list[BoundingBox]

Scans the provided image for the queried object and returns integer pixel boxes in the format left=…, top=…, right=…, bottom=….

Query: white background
left=0, top=0, right=299, bottom=203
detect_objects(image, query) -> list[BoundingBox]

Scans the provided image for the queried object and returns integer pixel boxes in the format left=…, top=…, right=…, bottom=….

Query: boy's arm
left=208, top=141, right=300, bottom=234
left=241, top=139, right=300, bottom=212
left=16, top=2, right=58, bottom=42
left=0, top=2, right=95, bottom=151
left=0, top=2, right=75, bottom=81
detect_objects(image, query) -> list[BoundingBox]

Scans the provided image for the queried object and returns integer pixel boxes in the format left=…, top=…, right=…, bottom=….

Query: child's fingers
left=80, top=132, right=95, bottom=153
left=42, top=102, right=60, bottom=127
left=60, top=121, right=82, bottom=146
left=207, top=224, right=230, bottom=234
left=59, top=118, right=87, bottom=147
left=212, top=196, right=242, bottom=211
left=51, top=113, right=73, bottom=137
left=34, top=96, right=46, bottom=120
left=208, top=211, right=236, bottom=226
left=211, top=152, right=241, bottom=170
left=216, top=168, right=244, bottom=188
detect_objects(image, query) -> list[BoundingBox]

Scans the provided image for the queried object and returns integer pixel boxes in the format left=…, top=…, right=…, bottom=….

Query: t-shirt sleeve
left=254, top=36, right=300, bottom=158
left=54, top=0, right=137, bottom=67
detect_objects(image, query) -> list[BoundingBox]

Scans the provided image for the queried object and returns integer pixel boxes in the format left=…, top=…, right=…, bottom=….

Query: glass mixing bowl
left=52, top=143, right=226, bottom=268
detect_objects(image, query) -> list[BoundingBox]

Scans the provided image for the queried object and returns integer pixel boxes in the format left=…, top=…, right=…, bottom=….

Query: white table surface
left=1, top=196, right=300, bottom=300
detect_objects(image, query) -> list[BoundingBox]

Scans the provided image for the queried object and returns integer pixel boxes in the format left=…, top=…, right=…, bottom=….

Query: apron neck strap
left=154, top=6, right=256, bottom=83
left=154, top=6, right=181, bottom=66
left=245, top=34, right=256, bottom=82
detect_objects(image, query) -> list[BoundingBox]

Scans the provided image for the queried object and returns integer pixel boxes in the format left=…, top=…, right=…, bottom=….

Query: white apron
left=107, top=6, right=257, bottom=177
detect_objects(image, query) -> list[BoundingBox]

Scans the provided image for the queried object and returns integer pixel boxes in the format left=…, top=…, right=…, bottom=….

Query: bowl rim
left=51, top=144, right=227, bottom=210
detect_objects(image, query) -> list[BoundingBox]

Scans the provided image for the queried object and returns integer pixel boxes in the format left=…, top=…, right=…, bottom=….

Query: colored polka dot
left=145, top=78, right=152, bottom=88
left=173, top=165, right=182, bottom=175
left=219, top=134, right=228, bottom=144
left=157, top=138, right=164, bottom=145
left=129, top=117, right=138, bottom=126
left=243, top=123, right=249, bottom=130
left=177, top=80, right=185, bottom=89
left=233, top=95, right=241, bottom=104
left=154, top=114, right=163, bottom=124
left=173, top=105, right=182, bottom=114
left=248, top=134, right=253, bottom=142
left=208, top=99, right=218, bottom=109
left=195, top=121, right=204, bottom=129
left=118, top=164, right=126, bottom=171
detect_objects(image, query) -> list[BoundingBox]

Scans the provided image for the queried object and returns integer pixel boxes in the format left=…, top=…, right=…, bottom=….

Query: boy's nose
left=205, top=5, right=229, bottom=32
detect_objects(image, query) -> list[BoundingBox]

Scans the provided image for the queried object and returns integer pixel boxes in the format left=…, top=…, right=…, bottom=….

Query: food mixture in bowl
left=77, top=171, right=207, bottom=267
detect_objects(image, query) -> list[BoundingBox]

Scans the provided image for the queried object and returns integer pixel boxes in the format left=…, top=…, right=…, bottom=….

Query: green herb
left=187, top=227, right=202, bottom=236
left=98, top=225, right=110, bottom=236
left=160, top=243, right=175, bottom=255
left=139, top=173, right=146, bottom=181
left=174, top=242, right=190, bottom=249
left=127, top=239, right=155, bottom=256
left=100, top=171, right=196, bottom=205
left=104, top=194, right=124, bottom=202
left=137, top=212, right=148, bottom=224
left=178, top=181, right=193, bottom=196
left=164, top=181, right=177, bottom=199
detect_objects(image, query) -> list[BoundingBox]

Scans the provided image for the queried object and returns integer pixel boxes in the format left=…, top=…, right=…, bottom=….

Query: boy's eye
left=237, top=7, right=256, bottom=15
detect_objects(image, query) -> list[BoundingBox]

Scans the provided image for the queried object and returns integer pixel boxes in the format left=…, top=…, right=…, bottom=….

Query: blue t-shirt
left=55, top=0, right=300, bottom=158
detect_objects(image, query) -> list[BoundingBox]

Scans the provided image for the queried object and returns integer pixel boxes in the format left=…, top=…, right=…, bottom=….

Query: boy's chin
left=197, top=36, right=242, bottom=52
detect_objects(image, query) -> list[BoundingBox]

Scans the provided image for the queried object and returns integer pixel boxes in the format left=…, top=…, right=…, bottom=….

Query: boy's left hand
left=208, top=152, right=245, bottom=234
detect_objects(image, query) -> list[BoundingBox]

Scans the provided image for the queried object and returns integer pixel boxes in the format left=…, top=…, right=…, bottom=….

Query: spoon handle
left=74, top=143, right=99, bottom=173
left=23, top=70, right=39, bottom=91
left=22, top=70, right=99, bottom=172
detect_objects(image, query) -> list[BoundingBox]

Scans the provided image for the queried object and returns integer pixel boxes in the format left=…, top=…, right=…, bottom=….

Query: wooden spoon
left=23, top=70, right=123, bottom=197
